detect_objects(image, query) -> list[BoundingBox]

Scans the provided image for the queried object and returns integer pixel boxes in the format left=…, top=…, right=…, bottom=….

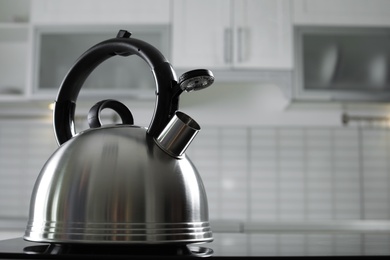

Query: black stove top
left=1, top=237, right=389, bottom=259
left=0, top=237, right=213, bottom=259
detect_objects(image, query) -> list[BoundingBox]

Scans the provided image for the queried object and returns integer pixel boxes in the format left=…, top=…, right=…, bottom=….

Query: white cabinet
left=0, top=0, right=171, bottom=101
left=30, top=0, right=171, bottom=25
left=29, top=0, right=172, bottom=98
left=0, top=0, right=31, bottom=99
left=172, top=0, right=292, bottom=70
left=293, top=0, right=390, bottom=26
left=292, top=0, right=390, bottom=103
left=232, top=0, right=292, bottom=69
left=32, top=26, right=170, bottom=99
left=293, top=26, right=390, bottom=102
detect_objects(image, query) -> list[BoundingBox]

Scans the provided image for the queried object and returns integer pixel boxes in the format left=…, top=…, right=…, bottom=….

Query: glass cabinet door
left=295, top=26, right=390, bottom=101
left=33, top=26, right=170, bottom=99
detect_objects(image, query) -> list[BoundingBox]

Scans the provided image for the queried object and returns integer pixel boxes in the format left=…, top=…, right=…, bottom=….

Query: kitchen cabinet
left=172, top=0, right=292, bottom=70
left=293, top=0, right=390, bottom=26
left=0, top=0, right=31, bottom=100
left=32, top=25, right=170, bottom=99
left=291, top=0, right=390, bottom=103
left=0, top=0, right=171, bottom=101
left=293, top=26, right=390, bottom=102
left=30, top=0, right=171, bottom=25
left=29, top=0, right=171, bottom=98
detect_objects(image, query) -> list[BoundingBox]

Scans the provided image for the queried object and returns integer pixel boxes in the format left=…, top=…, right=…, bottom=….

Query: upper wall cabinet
left=32, top=26, right=170, bottom=99
left=0, top=0, right=172, bottom=101
left=293, top=0, right=390, bottom=26
left=0, top=0, right=30, bottom=99
left=293, top=26, right=390, bottom=102
left=172, top=0, right=292, bottom=70
left=30, top=0, right=171, bottom=25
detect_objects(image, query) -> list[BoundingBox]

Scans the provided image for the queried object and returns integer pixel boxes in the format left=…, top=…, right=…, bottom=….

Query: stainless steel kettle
left=24, top=30, right=214, bottom=245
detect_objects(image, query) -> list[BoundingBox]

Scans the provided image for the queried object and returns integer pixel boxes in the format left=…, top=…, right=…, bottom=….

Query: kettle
left=24, top=30, right=214, bottom=245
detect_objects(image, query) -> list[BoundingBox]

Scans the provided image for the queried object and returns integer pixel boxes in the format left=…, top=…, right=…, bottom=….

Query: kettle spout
left=155, top=111, right=200, bottom=157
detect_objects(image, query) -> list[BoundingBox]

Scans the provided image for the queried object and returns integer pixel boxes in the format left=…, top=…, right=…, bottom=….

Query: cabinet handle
left=224, top=28, right=233, bottom=64
left=237, top=27, right=248, bottom=63
left=237, top=27, right=243, bottom=63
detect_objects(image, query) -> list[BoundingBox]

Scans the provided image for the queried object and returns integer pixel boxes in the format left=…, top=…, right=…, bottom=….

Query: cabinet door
left=30, top=0, right=171, bottom=25
left=172, top=0, right=231, bottom=69
left=233, top=0, right=292, bottom=69
left=0, top=30, right=29, bottom=97
left=32, top=26, right=169, bottom=99
left=0, top=0, right=31, bottom=99
left=293, top=0, right=390, bottom=26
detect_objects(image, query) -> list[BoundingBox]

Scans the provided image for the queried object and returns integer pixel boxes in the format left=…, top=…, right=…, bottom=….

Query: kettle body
left=25, top=125, right=212, bottom=244
left=23, top=30, right=215, bottom=245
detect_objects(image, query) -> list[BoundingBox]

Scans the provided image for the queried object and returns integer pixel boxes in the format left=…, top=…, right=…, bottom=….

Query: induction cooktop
left=0, top=237, right=214, bottom=259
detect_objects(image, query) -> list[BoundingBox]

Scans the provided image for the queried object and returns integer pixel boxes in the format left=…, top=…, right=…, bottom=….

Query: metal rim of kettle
left=53, top=30, right=179, bottom=145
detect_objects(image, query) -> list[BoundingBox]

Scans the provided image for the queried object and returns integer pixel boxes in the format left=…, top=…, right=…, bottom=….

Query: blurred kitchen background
left=2, top=0, right=390, bottom=256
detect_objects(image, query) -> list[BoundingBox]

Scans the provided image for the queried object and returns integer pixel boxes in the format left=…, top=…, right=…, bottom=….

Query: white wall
left=181, top=82, right=342, bottom=127
left=126, top=81, right=390, bottom=130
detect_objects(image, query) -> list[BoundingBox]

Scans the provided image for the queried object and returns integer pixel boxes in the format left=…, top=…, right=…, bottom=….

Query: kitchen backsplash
left=1, top=118, right=390, bottom=256
left=190, top=126, right=390, bottom=221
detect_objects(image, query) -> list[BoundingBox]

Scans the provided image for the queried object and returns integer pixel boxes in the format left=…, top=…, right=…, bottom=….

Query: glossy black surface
left=0, top=237, right=388, bottom=259
left=0, top=237, right=213, bottom=259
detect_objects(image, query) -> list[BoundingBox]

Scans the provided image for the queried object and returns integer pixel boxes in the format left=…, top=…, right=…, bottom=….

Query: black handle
left=88, top=99, right=134, bottom=128
left=53, top=30, right=179, bottom=145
